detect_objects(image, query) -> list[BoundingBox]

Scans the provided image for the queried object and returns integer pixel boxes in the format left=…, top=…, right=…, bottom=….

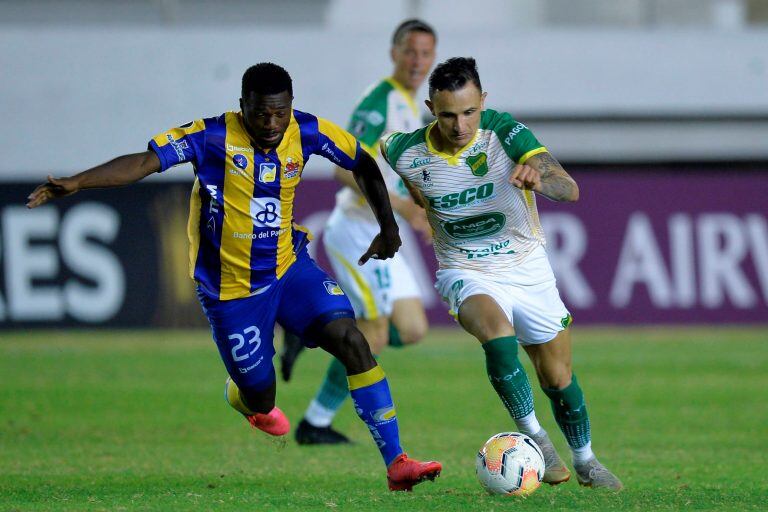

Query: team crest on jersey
left=421, top=168, right=433, bottom=188
left=233, top=154, right=248, bottom=170
left=323, top=280, right=345, bottom=296
left=284, top=157, right=301, bottom=179
left=466, top=152, right=489, bottom=177
left=259, top=162, right=277, bottom=183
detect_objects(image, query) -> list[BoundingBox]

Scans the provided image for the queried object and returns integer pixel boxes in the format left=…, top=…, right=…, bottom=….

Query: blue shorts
left=197, top=247, right=354, bottom=392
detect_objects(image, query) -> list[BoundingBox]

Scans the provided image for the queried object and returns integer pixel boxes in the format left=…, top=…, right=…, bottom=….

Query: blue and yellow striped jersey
left=148, top=110, right=361, bottom=300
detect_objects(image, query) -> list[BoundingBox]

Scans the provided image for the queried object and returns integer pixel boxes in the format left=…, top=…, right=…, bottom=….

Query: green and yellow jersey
left=335, top=77, right=422, bottom=220
left=381, top=109, right=549, bottom=273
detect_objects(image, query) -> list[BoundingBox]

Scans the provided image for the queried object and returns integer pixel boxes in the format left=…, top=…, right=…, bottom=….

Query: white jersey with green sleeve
left=381, top=109, right=549, bottom=273
left=334, top=77, right=422, bottom=221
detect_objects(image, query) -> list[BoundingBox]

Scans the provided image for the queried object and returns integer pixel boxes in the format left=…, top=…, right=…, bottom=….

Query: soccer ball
left=475, top=432, right=545, bottom=496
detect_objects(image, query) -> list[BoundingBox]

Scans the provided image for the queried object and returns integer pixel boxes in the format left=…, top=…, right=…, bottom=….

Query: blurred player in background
left=381, top=57, right=623, bottom=490
left=281, top=19, right=438, bottom=445
left=26, top=62, right=442, bottom=491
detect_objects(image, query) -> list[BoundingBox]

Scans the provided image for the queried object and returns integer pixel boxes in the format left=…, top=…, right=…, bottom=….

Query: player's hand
left=509, top=164, right=542, bottom=192
left=359, top=225, right=401, bottom=265
left=26, top=175, right=80, bottom=208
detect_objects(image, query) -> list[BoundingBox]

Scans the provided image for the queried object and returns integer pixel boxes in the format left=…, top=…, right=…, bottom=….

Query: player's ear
left=390, top=45, right=397, bottom=63
left=239, top=98, right=244, bottom=111
left=425, top=99, right=434, bottom=116
left=480, top=92, right=487, bottom=110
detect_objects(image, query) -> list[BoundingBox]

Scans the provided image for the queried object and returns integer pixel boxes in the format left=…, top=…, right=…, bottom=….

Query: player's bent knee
left=397, top=319, right=428, bottom=345
left=472, top=323, right=515, bottom=344
left=357, top=317, right=389, bottom=354
left=539, top=365, right=572, bottom=390
left=339, top=327, right=376, bottom=374
left=320, top=318, right=376, bottom=374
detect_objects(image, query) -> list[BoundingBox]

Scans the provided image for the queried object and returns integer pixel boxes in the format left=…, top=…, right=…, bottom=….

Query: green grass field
left=1, top=327, right=767, bottom=511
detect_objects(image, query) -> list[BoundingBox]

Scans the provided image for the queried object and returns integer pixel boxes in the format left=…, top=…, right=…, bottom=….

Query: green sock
left=482, top=336, right=535, bottom=419
left=542, top=375, right=591, bottom=449
left=388, top=322, right=404, bottom=348
left=314, top=357, right=349, bottom=411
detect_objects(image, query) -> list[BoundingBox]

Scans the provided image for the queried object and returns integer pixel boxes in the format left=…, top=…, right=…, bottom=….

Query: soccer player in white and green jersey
left=381, top=57, right=623, bottom=490
left=286, top=20, right=438, bottom=444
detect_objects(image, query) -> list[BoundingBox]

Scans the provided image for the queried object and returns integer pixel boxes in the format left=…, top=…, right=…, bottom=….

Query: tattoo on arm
left=532, top=153, right=578, bottom=202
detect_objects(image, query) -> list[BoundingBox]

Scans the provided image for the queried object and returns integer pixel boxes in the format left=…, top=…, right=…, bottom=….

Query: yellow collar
left=425, top=122, right=479, bottom=166
left=385, top=77, right=419, bottom=118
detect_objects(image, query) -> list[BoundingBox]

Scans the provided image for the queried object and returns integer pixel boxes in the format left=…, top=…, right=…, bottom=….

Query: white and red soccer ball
left=476, top=432, right=545, bottom=496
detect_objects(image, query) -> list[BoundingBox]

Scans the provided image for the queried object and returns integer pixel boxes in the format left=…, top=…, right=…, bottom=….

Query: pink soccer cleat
left=225, top=377, right=290, bottom=436
left=246, top=407, right=290, bottom=436
left=386, top=453, right=442, bottom=491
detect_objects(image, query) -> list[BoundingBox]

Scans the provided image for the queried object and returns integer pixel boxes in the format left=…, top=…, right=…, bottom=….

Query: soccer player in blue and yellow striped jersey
left=27, top=62, right=441, bottom=492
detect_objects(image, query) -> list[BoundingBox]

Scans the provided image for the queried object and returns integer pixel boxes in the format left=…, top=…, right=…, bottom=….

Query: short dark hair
left=241, top=62, right=293, bottom=98
left=428, top=57, right=481, bottom=98
left=392, top=18, right=436, bottom=46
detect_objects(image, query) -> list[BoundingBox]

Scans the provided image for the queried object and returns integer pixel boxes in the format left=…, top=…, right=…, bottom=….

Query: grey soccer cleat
left=573, top=457, right=624, bottom=491
left=530, top=430, right=571, bottom=485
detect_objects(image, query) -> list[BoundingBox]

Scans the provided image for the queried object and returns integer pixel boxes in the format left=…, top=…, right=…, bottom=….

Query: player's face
left=426, top=82, right=486, bottom=151
left=391, top=31, right=436, bottom=92
left=240, top=91, right=293, bottom=149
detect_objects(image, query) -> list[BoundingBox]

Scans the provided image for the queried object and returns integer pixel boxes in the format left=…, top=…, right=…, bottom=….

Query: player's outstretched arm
left=333, top=166, right=431, bottom=243
left=26, top=151, right=161, bottom=208
left=509, top=152, right=579, bottom=202
left=349, top=151, right=402, bottom=264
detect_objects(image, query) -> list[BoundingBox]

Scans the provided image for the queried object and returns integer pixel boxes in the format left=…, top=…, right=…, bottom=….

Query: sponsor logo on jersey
left=458, top=239, right=516, bottom=259
left=466, top=152, right=489, bottom=177
left=250, top=197, right=281, bottom=228
left=441, top=212, right=506, bottom=239
left=233, top=154, right=248, bottom=169
left=166, top=134, right=189, bottom=163
left=226, top=143, right=254, bottom=153
left=426, top=182, right=494, bottom=210
left=467, top=139, right=489, bottom=155
left=367, top=110, right=385, bottom=126
left=321, top=142, right=341, bottom=164
left=323, top=280, right=345, bottom=295
left=258, top=162, right=277, bottom=183
left=504, top=123, right=528, bottom=146
left=409, top=156, right=433, bottom=168
left=284, top=157, right=301, bottom=178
